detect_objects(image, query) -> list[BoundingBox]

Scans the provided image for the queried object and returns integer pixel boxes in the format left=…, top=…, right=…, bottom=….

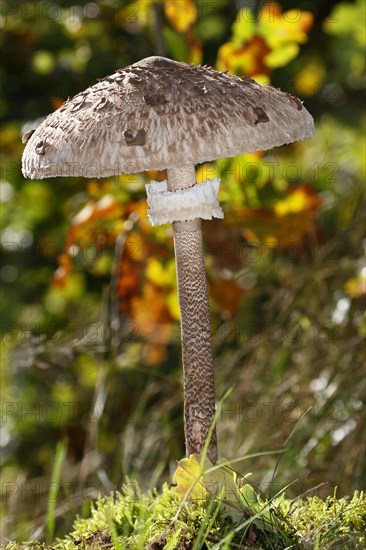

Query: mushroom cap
left=22, top=56, right=314, bottom=179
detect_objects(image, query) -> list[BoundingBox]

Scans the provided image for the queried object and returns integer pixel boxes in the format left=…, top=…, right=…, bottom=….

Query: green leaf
left=239, top=483, right=259, bottom=507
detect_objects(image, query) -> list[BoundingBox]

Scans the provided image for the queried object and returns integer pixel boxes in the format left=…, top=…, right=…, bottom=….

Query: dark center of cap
left=133, top=56, right=180, bottom=70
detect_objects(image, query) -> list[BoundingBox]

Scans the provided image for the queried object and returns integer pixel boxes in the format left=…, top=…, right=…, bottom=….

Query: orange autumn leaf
left=209, top=278, right=247, bottom=316
left=53, top=197, right=140, bottom=287
left=117, top=229, right=175, bottom=323
left=203, top=218, right=248, bottom=271
left=211, top=186, right=323, bottom=258
left=146, top=169, right=167, bottom=182
left=53, top=252, right=72, bottom=287
left=72, top=195, right=122, bottom=226
left=235, top=208, right=321, bottom=253
left=131, top=282, right=174, bottom=364
left=189, top=40, right=203, bottom=65
left=117, top=231, right=144, bottom=316
left=51, top=97, right=65, bottom=110
left=117, top=261, right=143, bottom=316
left=218, top=36, right=271, bottom=77
left=142, top=343, right=167, bottom=366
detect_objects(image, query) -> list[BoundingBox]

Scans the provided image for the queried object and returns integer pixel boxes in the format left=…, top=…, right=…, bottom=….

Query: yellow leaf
left=274, top=188, right=317, bottom=217
left=260, top=7, right=313, bottom=48
left=196, top=163, right=218, bottom=183
left=174, top=454, right=208, bottom=501
left=189, top=41, right=203, bottom=65
left=251, top=73, right=270, bottom=85
left=146, top=257, right=175, bottom=287
left=116, top=1, right=149, bottom=27
left=264, top=235, right=278, bottom=248
left=165, top=0, right=197, bottom=33
left=217, top=3, right=313, bottom=76
left=32, top=51, right=55, bottom=74
left=232, top=10, right=255, bottom=47
left=345, top=274, right=366, bottom=298
left=242, top=229, right=260, bottom=244
left=295, top=61, right=325, bottom=97
left=174, top=454, right=239, bottom=503
left=124, top=232, right=144, bottom=262
left=166, top=291, right=180, bottom=321
left=265, top=43, right=299, bottom=69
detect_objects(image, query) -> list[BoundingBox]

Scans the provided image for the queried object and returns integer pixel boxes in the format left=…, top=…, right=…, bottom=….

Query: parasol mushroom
left=22, top=56, right=314, bottom=465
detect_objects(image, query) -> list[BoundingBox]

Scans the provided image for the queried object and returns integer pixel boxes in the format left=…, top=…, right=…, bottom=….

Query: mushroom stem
left=167, top=165, right=218, bottom=465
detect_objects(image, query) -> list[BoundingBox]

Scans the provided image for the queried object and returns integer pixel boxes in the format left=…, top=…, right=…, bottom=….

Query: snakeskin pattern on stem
left=173, top=226, right=218, bottom=464
left=168, top=165, right=218, bottom=464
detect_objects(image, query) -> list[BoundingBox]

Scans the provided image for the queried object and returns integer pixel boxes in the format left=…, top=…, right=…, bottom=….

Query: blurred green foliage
left=1, top=0, right=365, bottom=543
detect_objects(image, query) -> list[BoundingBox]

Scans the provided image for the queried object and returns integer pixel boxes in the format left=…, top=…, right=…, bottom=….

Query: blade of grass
left=46, top=439, right=67, bottom=543
left=192, top=491, right=223, bottom=550
left=199, top=388, right=233, bottom=470
left=269, top=406, right=312, bottom=499
left=204, top=450, right=285, bottom=476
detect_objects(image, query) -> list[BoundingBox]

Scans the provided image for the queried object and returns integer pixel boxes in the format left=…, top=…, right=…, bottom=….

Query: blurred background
left=1, top=0, right=365, bottom=543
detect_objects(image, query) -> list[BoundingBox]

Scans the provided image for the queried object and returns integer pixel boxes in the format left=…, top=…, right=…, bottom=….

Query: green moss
left=276, top=490, right=366, bottom=549
left=5, top=485, right=365, bottom=550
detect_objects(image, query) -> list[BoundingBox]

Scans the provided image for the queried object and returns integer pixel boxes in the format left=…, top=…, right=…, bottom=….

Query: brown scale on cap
left=22, top=56, right=314, bottom=179
left=21, top=129, right=35, bottom=144
left=253, top=106, right=270, bottom=123
left=286, top=92, right=303, bottom=111
left=123, top=128, right=147, bottom=146
left=35, top=140, right=47, bottom=155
